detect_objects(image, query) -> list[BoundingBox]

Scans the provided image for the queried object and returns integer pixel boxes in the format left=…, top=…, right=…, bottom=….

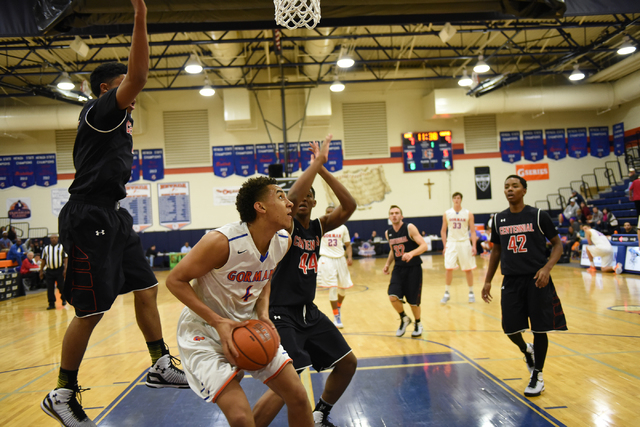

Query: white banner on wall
left=51, top=189, right=70, bottom=217
left=121, top=184, right=153, bottom=232
left=213, top=186, right=241, bottom=206
left=6, top=197, right=32, bottom=221
left=158, top=182, right=191, bottom=230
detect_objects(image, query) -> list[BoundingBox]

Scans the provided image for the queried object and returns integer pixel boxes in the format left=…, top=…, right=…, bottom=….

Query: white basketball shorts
left=586, top=244, right=615, bottom=267
left=176, top=307, right=292, bottom=403
left=444, top=240, right=477, bottom=271
left=317, top=256, right=354, bottom=289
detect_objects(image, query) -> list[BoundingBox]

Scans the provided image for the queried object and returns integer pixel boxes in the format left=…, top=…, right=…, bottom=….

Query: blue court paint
left=97, top=353, right=563, bottom=427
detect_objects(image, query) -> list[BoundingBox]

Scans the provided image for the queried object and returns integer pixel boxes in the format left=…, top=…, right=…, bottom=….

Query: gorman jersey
left=445, top=208, right=471, bottom=242
left=387, top=222, right=422, bottom=267
left=587, top=228, right=610, bottom=247
left=490, top=205, right=557, bottom=276
left=270, top=217, right=323, bottom=306
left=320, top=224, right=350, bottom=258
left=190, top=221, right=290, bottom=323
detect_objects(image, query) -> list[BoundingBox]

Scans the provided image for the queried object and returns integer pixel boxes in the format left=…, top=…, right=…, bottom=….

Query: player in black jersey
left=253, top=135, right=357, bottom=427
left=482, top=175, right=567, bottom=398
left=383, top=205, right=429, bottom=337
left=41, top=2, right=187, bottom=426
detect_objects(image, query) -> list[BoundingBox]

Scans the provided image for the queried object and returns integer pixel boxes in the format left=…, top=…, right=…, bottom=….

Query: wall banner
left=326, top=140, right=344, bottom=172
left=545, top=129, right=566, bottom=160
left=613, top=123, right=625, bottom=157
left=300, top=142, right=313, bottom=171
left=142, top=149, right=164, bottom=181
left=213, top=186, right=241, bottom=206
left=35, top=154, right=57, bottom=187
left=233, top=144, right=256, bottom=177
left=6, top=198, right=31, bottom=220
left=589, top=126, right=610, bottom=158
left=121, top=184, right=152, bottom=232
left=278, top=142, right=300, bottom=173
left=523, top=130, right=544, bottom=162
left=51, top=188, right=70, bottom=217
left=256, top=144, right=277, bottom=175
left=475, top=166, right=492, bottom=200
left=516, top=163, right=549, bottom=181
left=567, top=128, right=588, bottom=158
left=158, top=182, right=191, bottom=230
left=12, top=155, right=35, bottom=188
left=213, top=146, right=234, bottom=178
left=0, top=156, right=13, bottom=189
left=129, top=150, right=140, bottom=182
left=500, top=131, right=521, bottom=163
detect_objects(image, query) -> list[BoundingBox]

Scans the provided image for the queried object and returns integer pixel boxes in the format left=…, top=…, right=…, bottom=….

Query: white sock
left=468, top=288, right=474, bottom=294
left=445, top=285, right=451, bottom=293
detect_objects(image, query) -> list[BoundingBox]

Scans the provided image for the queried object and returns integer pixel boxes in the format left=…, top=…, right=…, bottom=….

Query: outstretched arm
left=318, top=167, right=356, bottom=233
left=116, top=0, right=149, bottom=110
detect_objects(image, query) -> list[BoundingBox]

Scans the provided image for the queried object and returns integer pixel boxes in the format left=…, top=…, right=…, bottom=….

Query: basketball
left=231, top=319, right=278, bottom=371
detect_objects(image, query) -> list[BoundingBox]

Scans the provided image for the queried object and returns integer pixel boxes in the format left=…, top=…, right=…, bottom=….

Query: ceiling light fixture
left=458, top=69, right=472, bottom=87
left=617, top=36, right=637, bottom=55
left=185, top=54, right=203, bottom=74
left=199, top=79, right=215, bottom=96
left=473, top=55, right=490, bottom=73
left=57, top=72, right=75, bottom=90
left=568, top=64, right=585, bottom=81
left=337, top=55, right=354, bottom=68
left=330, top=80, right=345, bottom=92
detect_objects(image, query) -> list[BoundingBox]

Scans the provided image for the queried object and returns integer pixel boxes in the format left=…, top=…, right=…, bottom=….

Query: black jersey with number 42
left=490, top=205, right=557, bottom=276
left=270, top=217, right=323, bottom=306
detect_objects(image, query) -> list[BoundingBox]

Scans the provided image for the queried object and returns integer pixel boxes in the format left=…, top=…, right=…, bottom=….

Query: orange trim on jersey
left=211, top=370, right=240, bottom=403
left=263, top=358, right=293, bottom=383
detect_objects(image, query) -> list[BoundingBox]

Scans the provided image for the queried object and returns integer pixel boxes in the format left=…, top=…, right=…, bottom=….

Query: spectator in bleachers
left=599, top=208, right=618, bottom=235
left=0, top=231, right=11, bottom=252
left=622, top=222, right=637, bottom=234
left=558, top=198, right=579, bottom=226
left=8, top=237, right=27, bottom=264
left=146, top=245, right=159, bottom=267
left=6, top=226, right=17, bottom=242
left=629, top=173, right=640, bottom=215
left=28, top=238, right=43, bottom=255
left=562, top=224, right=580, bottom=259
left=21, top=251, right=43, bottom=290
left=351, top=232, right=362, bottom=243
left=588, top=206, right=603, bottom=228
left=369, top=230, right=380, bottom=242
left=570, top=190, right=585, bottom=207
left=180, top=242, right=191, bottom=253
left=577, top=201, right=592, bottom=224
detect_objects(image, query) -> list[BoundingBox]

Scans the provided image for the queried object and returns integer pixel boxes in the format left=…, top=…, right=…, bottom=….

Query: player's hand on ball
left=215, top=318, right=248, bottom=365
left=259, top=316, right=281, bottom=358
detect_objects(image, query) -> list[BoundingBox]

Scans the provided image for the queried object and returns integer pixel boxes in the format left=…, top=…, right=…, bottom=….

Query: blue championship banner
left=0, top=156, right=13, bottom=189
left=233, top=144, right=256, bottom=177
left=523, top=130, right=544, bottom=162
left=613, top=123, right=625, bottom=156
left=326, top=140, right=343, bottom=172
left=129, top=150, right=140, bottom=182
left=545, top=129, right=566, bottom=160
left=300, top=142, right=313, bottom=171
left=12, top=155, right=35, bottom=188
left=278, top=143, right=300, bottom=174
left=256, top=144, right=277, bottom=175
left=500, top=131, right=521, bottom=163
left=567, top=128, right=588, bottom=159
left=35, top=154, right=57, bottom=187
left=589, top=127, right=609, bottom=158
left=213, top=146, right=234, bottom=178
left=142, top=149, right=164, bottom=181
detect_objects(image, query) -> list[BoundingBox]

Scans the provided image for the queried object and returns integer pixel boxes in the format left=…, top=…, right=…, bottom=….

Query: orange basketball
left=231, top=319, right=278, bottom=371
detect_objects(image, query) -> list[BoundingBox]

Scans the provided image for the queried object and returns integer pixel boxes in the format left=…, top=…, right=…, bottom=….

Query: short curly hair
left=90, top=62, right=127, bottom=98
left=236, top=176, right=277, bottom=223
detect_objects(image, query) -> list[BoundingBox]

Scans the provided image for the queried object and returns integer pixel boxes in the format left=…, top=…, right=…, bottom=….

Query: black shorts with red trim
left=388, top=264, right=423, bottom=306
left=500, top=274, right=568, bottom=334
left=59, top=195, right=157, bottom=317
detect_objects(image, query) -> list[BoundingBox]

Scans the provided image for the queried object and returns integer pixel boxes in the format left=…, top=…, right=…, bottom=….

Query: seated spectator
left=180, top=242, right=191, bottom=253
left=599, top=208, right=618, bottom=235
left=7, top=237, right=27, bottom=264
left=562, top=225, right=580, bottom=258
left=369, top=230, right=381, bottom=242
left=21, top=251, right=43, bottom=290
left=570, top=190, right=585, bottom=207
left=6, top=226, right=17, bottom=242
left=578, top=201, right=592, bottom=224
left=351, top=232, right=362, bottom=243
left=146, top=245, right=159, bottom=267
left=0, top=231, right=11, bottom=252
left=622, top=222, right=637, bottom=234
left=588, top=206, right=603, bottom=228
left=626, top=168, right=637, bottom=195
left=29, top=238, right=43, bottom=255
left=558, top=198, right=579, bottom=226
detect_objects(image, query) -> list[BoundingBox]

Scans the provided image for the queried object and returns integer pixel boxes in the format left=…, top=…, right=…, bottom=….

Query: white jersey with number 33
left=445, top=208, right=471, bottom=242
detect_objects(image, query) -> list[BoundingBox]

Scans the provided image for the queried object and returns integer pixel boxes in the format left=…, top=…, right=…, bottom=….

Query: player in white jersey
left=582, top=224, right=623, bottom=274
left=440, top=192, right=478, bottom=303
left=165, top=137, right=331, bottom=427
left=317, top=205, right=354, bottom=328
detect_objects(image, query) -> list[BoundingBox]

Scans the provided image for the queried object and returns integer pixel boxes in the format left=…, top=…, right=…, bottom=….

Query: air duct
left=206, top=31, right=245, bottom=83
left=424, top=69, right=640, bottom=118
left=303, top=29, right=336, bottom=80
left=0, top=104, right=82, bottom=132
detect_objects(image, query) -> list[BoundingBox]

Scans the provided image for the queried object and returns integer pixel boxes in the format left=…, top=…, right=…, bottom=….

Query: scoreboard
left=402, top=131, right=453, bottom=172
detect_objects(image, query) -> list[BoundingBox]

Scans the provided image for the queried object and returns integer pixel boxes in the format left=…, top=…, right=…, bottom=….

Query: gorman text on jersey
left=227, top=269, right=275, bottom=283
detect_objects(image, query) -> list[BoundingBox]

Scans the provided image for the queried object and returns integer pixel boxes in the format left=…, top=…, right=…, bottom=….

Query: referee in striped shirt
left=40, top=234, right=68, bottom=310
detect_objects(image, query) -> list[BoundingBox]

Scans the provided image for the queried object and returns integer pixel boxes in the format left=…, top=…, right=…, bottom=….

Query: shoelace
left=67, top=386, right=91, bottom=421
left=167, top=354, right=183, bottom=372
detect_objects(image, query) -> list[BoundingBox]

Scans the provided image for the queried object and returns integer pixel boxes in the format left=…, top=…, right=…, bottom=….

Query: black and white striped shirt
left=42, top=244, right=67, bottom=269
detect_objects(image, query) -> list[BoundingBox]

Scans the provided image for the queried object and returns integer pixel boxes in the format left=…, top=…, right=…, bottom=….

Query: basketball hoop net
left=274, top=0, right=321, bottom=30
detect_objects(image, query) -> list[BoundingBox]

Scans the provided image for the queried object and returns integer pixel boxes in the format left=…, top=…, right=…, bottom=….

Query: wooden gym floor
left=1, top=254, right=639, bottom=426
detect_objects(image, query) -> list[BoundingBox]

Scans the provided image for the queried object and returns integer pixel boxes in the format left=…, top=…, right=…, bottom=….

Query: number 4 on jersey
left=298, top=252, right=318, bottom=273
left=507, top=234, right=527, bottom=253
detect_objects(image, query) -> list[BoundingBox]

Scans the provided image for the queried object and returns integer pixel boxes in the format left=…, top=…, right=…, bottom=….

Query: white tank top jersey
left=446, top=207, right=471, bottom=242
left=320, top=224, right=350, bottom=258
left=189, top=221, right=290, bottom=323
left=589, top=228, right=610, bottom=247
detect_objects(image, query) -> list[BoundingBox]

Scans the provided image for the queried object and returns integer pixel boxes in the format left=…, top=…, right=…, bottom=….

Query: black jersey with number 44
left=387, top=222, right=422, bottom=267
left=270, top=217, right=323, bottom=306
left=490, top=205, right=557, bottom=276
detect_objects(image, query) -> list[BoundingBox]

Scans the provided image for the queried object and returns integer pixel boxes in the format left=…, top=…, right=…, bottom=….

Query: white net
left=274, top=0, right=321, bottom=30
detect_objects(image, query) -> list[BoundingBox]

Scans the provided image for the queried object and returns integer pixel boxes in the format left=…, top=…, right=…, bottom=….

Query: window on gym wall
left=55, top=129, right=76, bottom=173
left=464, top=114, right=498, bottom=153
left=163, top=109, right=211, bottom=167
left=342, top=102, right=389, bottom=159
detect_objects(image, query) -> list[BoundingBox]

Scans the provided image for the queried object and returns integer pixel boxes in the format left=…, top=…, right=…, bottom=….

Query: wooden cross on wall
left=424, top=179, right=434, bottom=199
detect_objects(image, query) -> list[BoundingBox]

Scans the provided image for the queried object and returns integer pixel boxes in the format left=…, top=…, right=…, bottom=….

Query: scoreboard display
left=402, top=131, right=453, bottom=172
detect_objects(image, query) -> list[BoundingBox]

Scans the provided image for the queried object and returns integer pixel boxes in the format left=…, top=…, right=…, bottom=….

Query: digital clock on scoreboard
left=402, top=131, right=453, bottom=172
